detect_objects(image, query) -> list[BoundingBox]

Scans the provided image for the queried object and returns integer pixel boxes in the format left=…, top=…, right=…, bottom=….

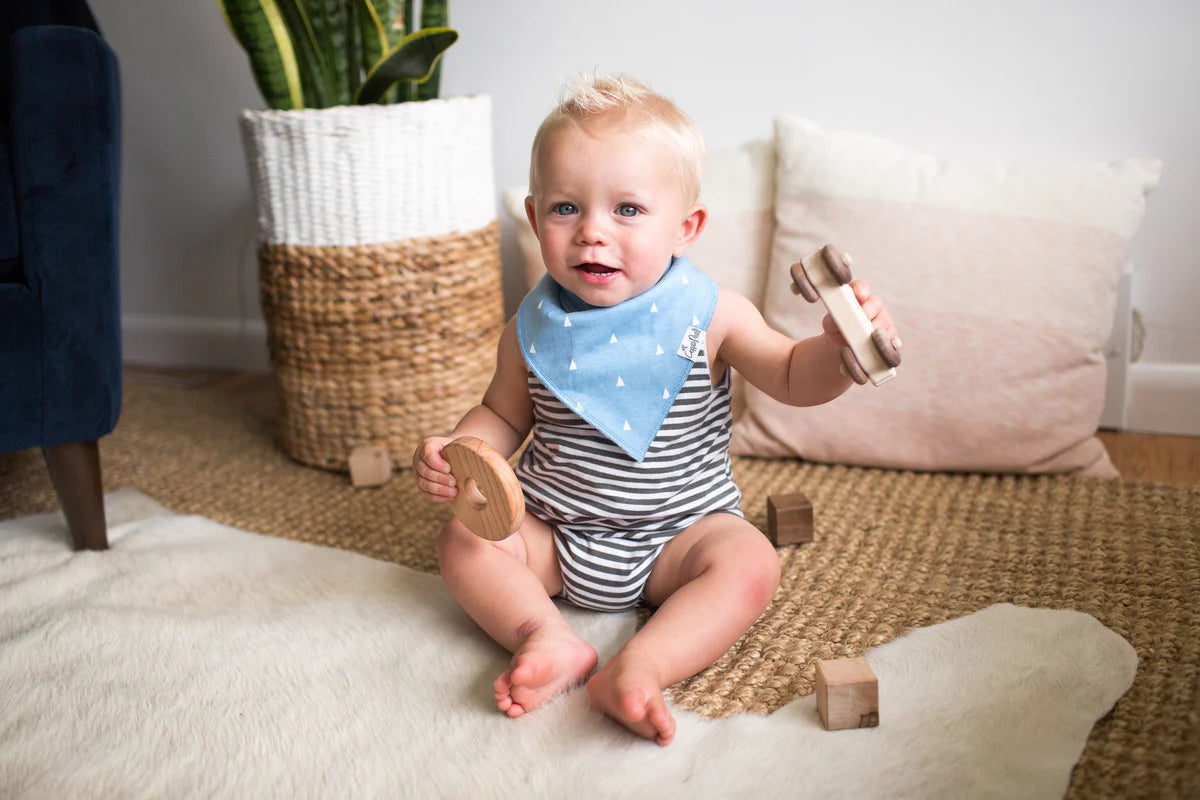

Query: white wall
left=91, top=1, right=1200, bottom=432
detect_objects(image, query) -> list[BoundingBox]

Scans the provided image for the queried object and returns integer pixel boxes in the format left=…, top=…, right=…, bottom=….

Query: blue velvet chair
left=0, top=1, right=122, bottom=551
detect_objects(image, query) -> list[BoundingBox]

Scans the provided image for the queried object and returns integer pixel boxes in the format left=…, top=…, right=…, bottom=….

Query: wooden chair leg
left=41, top=440, right=108, bottom=551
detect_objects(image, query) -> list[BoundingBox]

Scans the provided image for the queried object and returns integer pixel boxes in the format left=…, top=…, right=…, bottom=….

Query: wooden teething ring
left=442, top=436, right=525, bottom=541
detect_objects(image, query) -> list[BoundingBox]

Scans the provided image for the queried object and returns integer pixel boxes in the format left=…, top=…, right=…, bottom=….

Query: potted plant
left=219, top=1, right=504, bottom=472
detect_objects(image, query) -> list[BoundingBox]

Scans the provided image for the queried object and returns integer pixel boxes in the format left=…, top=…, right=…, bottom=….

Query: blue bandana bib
left=516, top=256, right=719, bottom=462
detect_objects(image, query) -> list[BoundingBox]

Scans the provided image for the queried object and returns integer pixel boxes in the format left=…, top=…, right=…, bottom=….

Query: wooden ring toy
left=442, top=436, right=525, bottom=541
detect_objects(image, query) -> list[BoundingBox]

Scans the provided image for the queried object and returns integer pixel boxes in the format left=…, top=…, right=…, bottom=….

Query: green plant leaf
left=355, top=0, right=387, bottom=79
left=400, top=0, right=412, bottom=40
left=275, top=0, right=332, bottom=108
left=346, top=0, right=363, bottom=98
left=415, top=0, right=448, bottom=101
left=357, top=0, right=404, bottom=102
left=354, top=27, right=457, bottom=105
left=220, top=0, right=304, bottom=110
left=420, top=0, right=447, bottom=29
left=388, top=0, right=411, bottom=101
left=373, top=0, right=403, bottom=45
left=308, top=0, right=352, bottom=106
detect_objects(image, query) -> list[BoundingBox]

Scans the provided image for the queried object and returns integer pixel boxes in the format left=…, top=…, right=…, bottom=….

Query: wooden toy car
left=790, top=244, right=901, bottom=386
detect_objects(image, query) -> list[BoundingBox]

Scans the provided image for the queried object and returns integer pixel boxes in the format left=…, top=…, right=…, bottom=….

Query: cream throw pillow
left=501, top=186, right=547, bottom=294
left=732, top=116, right=1161, bottom=476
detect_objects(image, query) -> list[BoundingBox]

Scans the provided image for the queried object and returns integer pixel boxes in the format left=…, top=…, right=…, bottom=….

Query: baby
left=413, top=74, right=898, bottom=746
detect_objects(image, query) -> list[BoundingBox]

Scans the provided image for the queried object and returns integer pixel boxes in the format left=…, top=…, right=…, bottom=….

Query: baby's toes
left=494, top=671, right=516, bottom=712
left=647, top=697, right=675, bottom=746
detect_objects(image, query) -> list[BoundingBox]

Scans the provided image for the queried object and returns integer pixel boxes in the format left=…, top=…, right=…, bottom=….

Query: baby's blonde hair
left=529, top=73, right=707, bottom=204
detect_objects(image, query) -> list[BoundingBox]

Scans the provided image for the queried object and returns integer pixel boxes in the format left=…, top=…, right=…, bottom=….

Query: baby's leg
left=438, top=516, right=597, bottom=717
left=587, top=514, right=780, bottom=745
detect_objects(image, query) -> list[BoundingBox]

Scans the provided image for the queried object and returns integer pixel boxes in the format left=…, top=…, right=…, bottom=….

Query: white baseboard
left=1098, top=268, right=1200, bottom=437
left=1125, top=362, right=1200, bottom=437
left=1099, top=271, right=1133, bottom=430
left=122, top=314, right=270, bottom=373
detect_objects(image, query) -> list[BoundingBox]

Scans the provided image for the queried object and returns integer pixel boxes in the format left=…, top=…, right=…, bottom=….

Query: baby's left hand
left=821, top=279, right=901, bottom=350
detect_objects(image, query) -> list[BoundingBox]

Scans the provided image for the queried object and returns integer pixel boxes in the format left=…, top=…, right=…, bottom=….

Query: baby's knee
left=436, top=518, right=482, bottom=574
left=740, top=537, right=782, bottom=610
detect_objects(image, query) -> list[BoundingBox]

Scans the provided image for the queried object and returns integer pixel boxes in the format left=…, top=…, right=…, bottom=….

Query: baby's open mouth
left=576, top=263, right=618, bottom=276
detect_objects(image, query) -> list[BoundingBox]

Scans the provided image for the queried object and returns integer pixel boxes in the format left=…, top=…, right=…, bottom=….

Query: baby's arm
left=412, top=318, right=532, bottom=502
left=712, top=285, right=897, bottom=407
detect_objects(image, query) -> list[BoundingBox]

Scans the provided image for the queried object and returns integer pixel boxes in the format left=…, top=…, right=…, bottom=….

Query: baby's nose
left=576, top=214, right=609, bottom=245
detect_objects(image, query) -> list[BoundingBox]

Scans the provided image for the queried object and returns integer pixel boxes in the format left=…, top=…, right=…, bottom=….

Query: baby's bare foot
left=494, top=622, right=597, bottom=718
left=586, top=654, right=676, bottom=746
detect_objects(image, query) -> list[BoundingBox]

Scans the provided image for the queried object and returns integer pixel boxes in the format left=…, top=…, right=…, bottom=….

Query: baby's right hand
left=412, top=436, right=457, bottom=503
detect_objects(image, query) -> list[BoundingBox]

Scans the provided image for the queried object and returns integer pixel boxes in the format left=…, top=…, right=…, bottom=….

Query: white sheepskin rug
left=0, top=490, right=1136, bottom=799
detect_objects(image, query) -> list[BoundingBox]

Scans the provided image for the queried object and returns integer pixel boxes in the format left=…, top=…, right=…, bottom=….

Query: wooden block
left=766, top=492, right=814, bottom=546
left=348, top=444, right=392, bottom=488
left=815, top=656, right=879, bottom=731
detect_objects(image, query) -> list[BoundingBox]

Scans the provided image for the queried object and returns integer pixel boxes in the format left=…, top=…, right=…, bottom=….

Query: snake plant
left=219, top=0, right=457, bottom=109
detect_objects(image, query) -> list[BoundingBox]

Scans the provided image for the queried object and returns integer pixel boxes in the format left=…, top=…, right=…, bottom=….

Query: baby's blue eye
left=552, top=202, right=577, bottom=215
left=617, top=204, right=639, bottom=217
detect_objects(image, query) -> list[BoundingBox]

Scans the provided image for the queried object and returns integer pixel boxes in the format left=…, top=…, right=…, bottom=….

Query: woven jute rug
left=2, top=376, right=1197, bottom=799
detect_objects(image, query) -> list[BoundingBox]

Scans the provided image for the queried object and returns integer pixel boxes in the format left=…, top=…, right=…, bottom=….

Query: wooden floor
left=124, top=366, right=1200, bottom=487
left=1097, top=430, right=1200, bottom=486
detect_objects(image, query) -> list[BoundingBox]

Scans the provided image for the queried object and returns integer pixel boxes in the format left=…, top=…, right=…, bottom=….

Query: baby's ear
left=673, top=203, right=708, bottom=256
left=524, top=196, right=540, bottom=239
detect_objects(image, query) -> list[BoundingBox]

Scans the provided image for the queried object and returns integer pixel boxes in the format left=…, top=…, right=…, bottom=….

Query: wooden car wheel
left=871, top=328, right=902, bottom=368
left=821, top=244, right=854, bottom=285
left=840, top=346, right=869, bottom=385
left=789, top=261, right=820, bottom=302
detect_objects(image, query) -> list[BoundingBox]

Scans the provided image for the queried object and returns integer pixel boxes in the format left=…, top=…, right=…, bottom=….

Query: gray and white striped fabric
left=517, top=351, right=743, bottom=611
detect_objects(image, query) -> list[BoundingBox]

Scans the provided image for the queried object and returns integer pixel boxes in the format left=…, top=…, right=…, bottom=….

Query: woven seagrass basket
left=240, top=97, right=503, bottom=471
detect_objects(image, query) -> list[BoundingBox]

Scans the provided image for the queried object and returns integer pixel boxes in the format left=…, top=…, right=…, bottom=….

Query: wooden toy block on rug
left=766, top=492, right=814, bottom=546
left=348, top=444, right=392, bottom=488
left=815, top=657, right=880, bottom=731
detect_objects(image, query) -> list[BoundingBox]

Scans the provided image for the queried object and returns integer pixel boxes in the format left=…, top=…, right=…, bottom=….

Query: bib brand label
left=677, top=326, right=706, bottom=362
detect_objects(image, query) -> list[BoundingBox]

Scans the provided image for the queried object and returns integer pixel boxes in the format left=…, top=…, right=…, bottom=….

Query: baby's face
left=526, top=118, right=696, bottom=307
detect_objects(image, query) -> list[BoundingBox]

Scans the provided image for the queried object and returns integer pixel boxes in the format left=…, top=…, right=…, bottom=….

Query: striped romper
left=515, top=347, right=744, bottom=611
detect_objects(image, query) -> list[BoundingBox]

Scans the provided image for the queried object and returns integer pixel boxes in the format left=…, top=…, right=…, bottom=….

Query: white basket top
left=241, top=95, right=496, bottom=246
